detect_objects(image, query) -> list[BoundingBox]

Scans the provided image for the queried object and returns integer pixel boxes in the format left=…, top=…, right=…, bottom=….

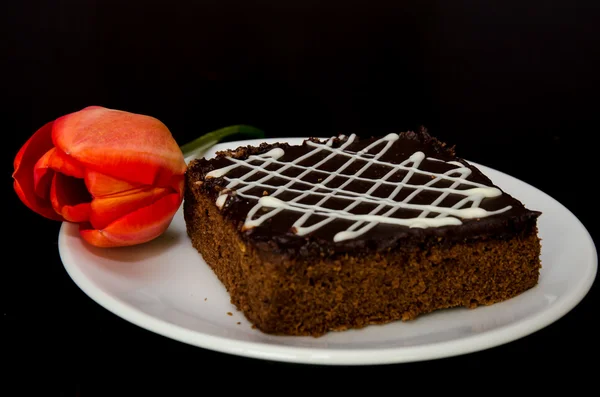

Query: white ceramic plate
left=58, top=137, right=597, bottom=365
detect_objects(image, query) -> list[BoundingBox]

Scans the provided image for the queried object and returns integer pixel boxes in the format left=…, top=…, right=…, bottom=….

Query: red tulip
left=13, top=106, right=187, bottom=248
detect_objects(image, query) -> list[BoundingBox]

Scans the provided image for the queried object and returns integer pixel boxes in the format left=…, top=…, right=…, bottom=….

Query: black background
left=3, top=0, right=599, bottom=394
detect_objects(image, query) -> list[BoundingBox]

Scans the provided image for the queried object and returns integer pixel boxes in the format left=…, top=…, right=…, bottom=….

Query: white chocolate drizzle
left=205, top=134, right=512, bottom=242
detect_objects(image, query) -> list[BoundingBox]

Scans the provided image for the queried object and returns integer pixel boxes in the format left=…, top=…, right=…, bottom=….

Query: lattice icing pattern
left=205, top=133, right=512, bottom=242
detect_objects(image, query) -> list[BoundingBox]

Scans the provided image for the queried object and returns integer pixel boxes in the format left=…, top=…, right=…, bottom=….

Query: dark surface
left=3, top=0, right=599, bottom=394
left=191, top=130, right=540, bottom=256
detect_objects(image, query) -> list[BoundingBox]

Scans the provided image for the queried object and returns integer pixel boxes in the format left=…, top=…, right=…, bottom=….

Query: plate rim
left=59, top=137, right=598, bottom=366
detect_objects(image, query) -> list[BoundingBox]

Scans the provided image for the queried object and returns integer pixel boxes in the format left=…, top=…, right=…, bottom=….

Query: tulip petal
left=84, top=170, right=143, bottom=198
left=49, top=147, right=86, bottom=178
left=172, top=177, right=185, bottom=197
left=89, top=186, right=173, bottom=230
left=52, top=106, right=187, bottom=188
left=34, top=147, right=86, bottom=198
left=12, top=121, right=65, bottom=221
left=33, top=149, right=56, bottom=199
left=79, top=192, right=182, bottom=247
left=50, top=173, right=92, bottom=223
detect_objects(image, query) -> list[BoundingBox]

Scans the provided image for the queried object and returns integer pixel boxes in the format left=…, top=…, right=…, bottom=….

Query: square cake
left=184, top=128, right=542, bottom=337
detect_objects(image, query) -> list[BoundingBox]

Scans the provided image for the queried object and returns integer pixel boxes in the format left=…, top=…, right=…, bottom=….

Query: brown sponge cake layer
left=185, top=187, right=541, bottom=336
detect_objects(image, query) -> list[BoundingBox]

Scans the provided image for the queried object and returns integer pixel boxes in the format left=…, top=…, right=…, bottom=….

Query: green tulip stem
left=180, top=125, right=266, bottom=160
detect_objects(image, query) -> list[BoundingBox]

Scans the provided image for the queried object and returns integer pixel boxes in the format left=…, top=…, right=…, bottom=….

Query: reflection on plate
left=58, top=138, right=597, bottom=365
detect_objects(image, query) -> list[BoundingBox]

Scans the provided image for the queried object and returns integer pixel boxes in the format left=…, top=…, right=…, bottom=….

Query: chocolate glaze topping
left=187, top=128, right=541, bottom=257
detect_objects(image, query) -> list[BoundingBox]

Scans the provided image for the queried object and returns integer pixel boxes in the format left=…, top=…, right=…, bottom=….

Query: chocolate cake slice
left=184, top=128, right=542, bottom=337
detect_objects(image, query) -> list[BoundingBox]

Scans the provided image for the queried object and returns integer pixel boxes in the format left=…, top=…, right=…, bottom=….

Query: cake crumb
left=227, top=312, right=233, bottom=316
left=204, top=298, right=207, bottom=301
left=262, top=190, right=269, bottom=196
left=237, top=322, right=241, bottom=325
left=251, top=325, right=256, bottom=329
